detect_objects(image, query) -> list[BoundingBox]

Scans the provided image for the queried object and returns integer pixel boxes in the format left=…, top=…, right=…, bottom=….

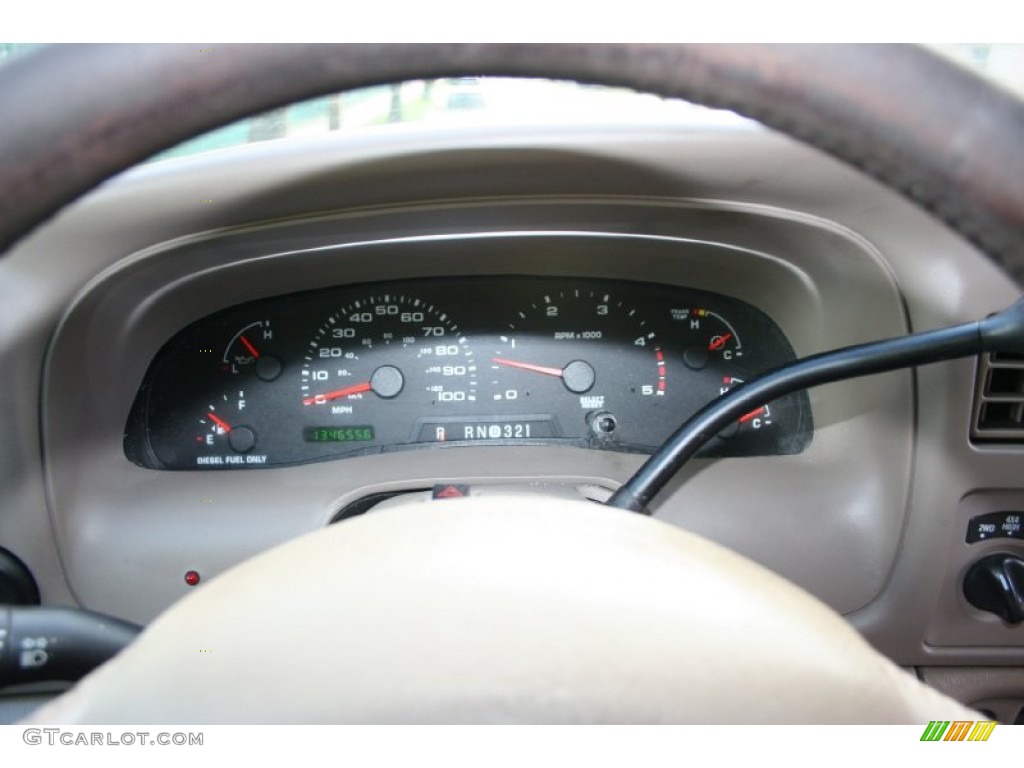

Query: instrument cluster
left=124, top=277, right=812, bottom=469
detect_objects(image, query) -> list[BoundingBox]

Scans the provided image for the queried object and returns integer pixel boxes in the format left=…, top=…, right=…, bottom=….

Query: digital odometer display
left=303, top=426, right=376, bottom=443
left=124, top=275, right=812, bottom=470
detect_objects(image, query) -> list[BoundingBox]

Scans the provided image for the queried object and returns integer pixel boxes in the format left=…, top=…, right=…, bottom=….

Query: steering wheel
left=8, top=44, right=1022, bottom=723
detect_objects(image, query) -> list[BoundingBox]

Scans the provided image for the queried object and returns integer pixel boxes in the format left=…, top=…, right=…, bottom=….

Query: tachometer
left=489, top=287, right=666, bottom=448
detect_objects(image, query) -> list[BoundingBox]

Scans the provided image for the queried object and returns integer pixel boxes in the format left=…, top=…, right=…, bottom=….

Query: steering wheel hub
left=28, top=496, right=975, bottom=723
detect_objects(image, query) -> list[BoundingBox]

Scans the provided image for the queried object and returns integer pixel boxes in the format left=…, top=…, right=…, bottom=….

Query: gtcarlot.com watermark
left=23, top=728, right=203, bottom=747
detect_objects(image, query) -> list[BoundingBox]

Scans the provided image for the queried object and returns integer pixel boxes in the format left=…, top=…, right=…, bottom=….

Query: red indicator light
left=184, top=570, right=201, bottom=586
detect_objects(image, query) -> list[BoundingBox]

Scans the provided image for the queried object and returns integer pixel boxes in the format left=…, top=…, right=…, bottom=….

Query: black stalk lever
left=608, top=298, right=1024, bottom=513
left=0, top=605, right=140, bottom=689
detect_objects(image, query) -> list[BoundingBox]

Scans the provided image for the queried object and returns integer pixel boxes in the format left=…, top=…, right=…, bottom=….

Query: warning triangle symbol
left=434, top=484, right=467, bottom=499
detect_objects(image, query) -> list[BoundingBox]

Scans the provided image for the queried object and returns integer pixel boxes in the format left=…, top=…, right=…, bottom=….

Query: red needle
left=302, top=381, right=372, bottom=406
left=207, top=412, right=232, bottom=433
left=708, top=333, right=732, bottom=352
left=491, top=357, right=565, bottom=378
left=240, top=335, right=261, bottom=359
left=738, top=406, right=766, bottom=424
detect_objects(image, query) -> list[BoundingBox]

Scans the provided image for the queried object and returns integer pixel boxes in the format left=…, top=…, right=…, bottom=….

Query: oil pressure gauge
left=222, top=321, right=282, bottom=381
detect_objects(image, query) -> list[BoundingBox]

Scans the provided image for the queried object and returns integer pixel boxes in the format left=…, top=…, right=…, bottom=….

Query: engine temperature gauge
left=717, top=375, right=773, bottom=438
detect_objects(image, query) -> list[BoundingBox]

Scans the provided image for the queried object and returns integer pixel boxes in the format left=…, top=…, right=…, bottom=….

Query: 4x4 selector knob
left=963, top=553, right=1024, bottom=625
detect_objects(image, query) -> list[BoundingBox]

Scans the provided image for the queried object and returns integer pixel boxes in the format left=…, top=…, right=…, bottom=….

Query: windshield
left=153, top=77, right=756, bottom=163
left=2, top=44, right=1022, bottom=163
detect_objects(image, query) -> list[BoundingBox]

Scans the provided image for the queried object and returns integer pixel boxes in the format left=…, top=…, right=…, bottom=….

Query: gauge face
left=716, top=375, right=773, bottom=439
left=124, top=277, right=812, bottom=470
left=299, top=294, right=476, bottom=416
left=134, top=318, right=281, bottom=469
left=676, top=308, right=743, bottom=370
left=488, top=287, right=667, bottom=448
left=222, top=321, right=283, bottom=381
left=296, top=294, right=478, bottom=456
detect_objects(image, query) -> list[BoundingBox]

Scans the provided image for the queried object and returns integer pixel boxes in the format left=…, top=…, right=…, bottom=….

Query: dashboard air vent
left=972, top=352, right=1024, bottom=442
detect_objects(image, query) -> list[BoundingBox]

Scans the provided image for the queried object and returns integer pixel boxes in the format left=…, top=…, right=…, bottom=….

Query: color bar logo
left=920, top=720, right=996, bottom=741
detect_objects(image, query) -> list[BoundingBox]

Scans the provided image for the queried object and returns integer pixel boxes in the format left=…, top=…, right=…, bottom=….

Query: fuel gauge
left=196, top=391, right=257, bottom=455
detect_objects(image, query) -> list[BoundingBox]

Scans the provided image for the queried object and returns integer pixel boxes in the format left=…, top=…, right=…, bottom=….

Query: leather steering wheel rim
left=1, top=44, right=1024, bottom=287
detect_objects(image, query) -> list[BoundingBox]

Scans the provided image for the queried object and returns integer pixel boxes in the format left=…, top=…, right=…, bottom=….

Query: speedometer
left=300, top=294, right=477, bottom=425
